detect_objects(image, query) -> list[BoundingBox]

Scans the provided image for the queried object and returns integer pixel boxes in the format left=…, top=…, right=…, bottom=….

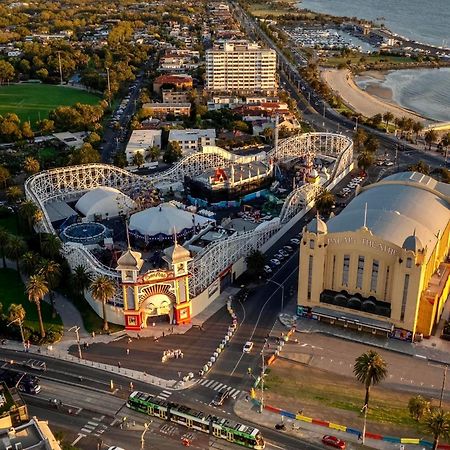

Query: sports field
left=0, top=84, right=101, bottom=125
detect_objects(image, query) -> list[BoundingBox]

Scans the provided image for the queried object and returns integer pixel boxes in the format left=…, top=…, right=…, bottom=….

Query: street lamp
left=361, top=403, right=368, bottom=445
left=267, top=279, right=285, bottom=311
left=69, top=326, right=82, bottom=360
left=259, top=343, right=265, bottom=414
left=8, top=318, right=26, bottom=352
left=141, top=421, right=152, bottom=449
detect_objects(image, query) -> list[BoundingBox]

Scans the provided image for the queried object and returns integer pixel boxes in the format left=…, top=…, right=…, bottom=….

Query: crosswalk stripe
left=213, top=383, right=224, bottom=391
left=229, top=388, right=239, bottom=397
left=204, top=380, right=215, bottom=387
left=87, top=421, right=99, bottom=427
left=210, top=381, right=219, bottom=389
left=81, top=428, right=92, bottom=433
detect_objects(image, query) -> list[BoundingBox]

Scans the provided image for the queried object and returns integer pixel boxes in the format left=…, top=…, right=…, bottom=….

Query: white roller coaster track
left=25, top=132, right=352, bottom=299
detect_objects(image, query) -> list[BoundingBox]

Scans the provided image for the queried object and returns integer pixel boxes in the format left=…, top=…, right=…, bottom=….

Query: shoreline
left=321, top=68, right=428, bottom=122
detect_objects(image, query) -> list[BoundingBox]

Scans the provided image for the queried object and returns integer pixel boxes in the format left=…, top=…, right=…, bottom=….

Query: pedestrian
left=92, top=331, right=96, bottom=339
left=128, top=337, right=132, bottom=344
left=153, top=322, right=156, bottom=327
left=129, top=381, right=134, bottom=390
left=118, top=362, right=121, bottom=369
left=126, top=348, right=130, bottom=355
left=137, top=333, right=140, bottom=339
left=162, top=331, right=165, bottom=338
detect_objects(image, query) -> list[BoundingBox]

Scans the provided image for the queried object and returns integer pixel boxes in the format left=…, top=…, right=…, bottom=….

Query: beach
left=321, top=68, right=426, bottom=122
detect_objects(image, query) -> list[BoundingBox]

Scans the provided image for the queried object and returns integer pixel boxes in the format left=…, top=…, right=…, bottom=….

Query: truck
left=0, top=368, right=41, bottom=395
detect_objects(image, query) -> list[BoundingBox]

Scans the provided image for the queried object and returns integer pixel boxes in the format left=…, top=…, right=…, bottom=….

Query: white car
left=270, top=258, right=281, bottom=266
left=385, top=161, right=394, bottom=166
left=290, top=238, right=300, bottom=245
left=243, top=341, right=254, bottom=353
left=264, top=265, right=273, bottom=274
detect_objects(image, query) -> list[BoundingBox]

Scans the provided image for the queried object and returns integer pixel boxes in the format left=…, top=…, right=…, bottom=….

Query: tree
left=382, top=111, right=394, bottom=131
left=19, top=200, right=39, bottom=232
left=357, top=151, right=375, bottom=172
left=41, top=233, right=62, bottom=259
left=21, top=251, right=41, bottom=276
left=72, top=265, right=92, bottom=296
left=21, top=121, right=34, bottom=140
left=245, top=250, right=266, bottom=278
left=0, top=165, right=11, bottom=188
left=163, top=141, right=183, bottom=163
left=89, top=275, right=117, bottom=332
left=353, top=350, right=388, bottom=408
left=425, top=129, right=438, bottom=150
left=26, top=274, right=49, bottom=339
left=38, top=119, right=54, bottom=134
left=6, top=235, right=27, bottom=273
left=70, top=143, right=101, bottom=165
left=408, top=395, right=430, bottom=421
left=353, top=129, right=368, bottom=153
left=315, top=190, right=335, bottom=216
left=408, top=160, right=430, bottom=175
left=8, top=303, right=26, bottom=324
left=148, top=146, right=160, bottom=162
left=0, top=60, right=15, bottom=84
left=424, top=408, right=450, bottom=450
left=0, top=227, right=10, bottom=268
left=38, top=259, right=60, bottom=318
left=113, top=152, right=127, bottom=168
left=23, top=156, right=40, bottom=175
left=364, top=135, right=379, bottom=154
left=412, top=121, right=424, bottom=143
left=370, top=113, right=382, bottom=127
left=6, top=185, right=23, bottom=203
left=132, top=151, right=145, bottom=168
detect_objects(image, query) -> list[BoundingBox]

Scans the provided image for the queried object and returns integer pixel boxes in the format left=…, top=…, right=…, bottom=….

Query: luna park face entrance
left=143, top=294, right=173, bottom=326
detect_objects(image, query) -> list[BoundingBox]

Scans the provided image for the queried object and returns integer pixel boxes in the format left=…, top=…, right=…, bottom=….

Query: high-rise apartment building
left=206, top=41, right=277, bottom=94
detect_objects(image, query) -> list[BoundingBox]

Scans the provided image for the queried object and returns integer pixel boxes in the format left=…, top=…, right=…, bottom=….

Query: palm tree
left=90, top=275, right=117, bottom=332
left=18, top=200, right=38, bottom=232
left=425, top=129, right=438, bottom=150
left=357, top=151, right=375, bottom=172
left=6, top=185, right=24, bottom=204
left=0, top=226, right=10, bottom=268
left=72, top=265, right=92, bottom=296
left=23, top=156, right=40, bottom=175
left=408, top=395, right=430, bottom=422
left=8, top=303, right=26, bottom=324
left=382, top=111, right=394, bottom=132
left=424, top=408, right=450, bottom=450
left=38, top=259, right=61, bottom=318
left=21, top=251, right=42, bottom=276
left=26, top=274, right=49, bottom=339
left=6, top=235, right=27, bottom=273
left=353, top=350, right=388, bottom=408
left=412, top=121, right=424, bottom=143
left=40, top=233, right=62, bottom=259
left=315, top=190, right=335, bottom=216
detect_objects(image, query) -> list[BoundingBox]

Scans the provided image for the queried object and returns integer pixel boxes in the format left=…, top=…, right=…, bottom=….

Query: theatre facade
left=297, top=172, right=450, bottom=340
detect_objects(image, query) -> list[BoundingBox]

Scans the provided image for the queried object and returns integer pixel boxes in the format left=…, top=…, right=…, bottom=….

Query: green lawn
left=0, top=84, right=101, bottom=125
left=0, top=268, right=62, bottom=334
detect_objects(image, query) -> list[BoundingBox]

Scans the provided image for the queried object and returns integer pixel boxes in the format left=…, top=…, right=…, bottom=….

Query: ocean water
left=356, top=68, right=450, bottom=122
left=297, top=0, right=450, bottom=48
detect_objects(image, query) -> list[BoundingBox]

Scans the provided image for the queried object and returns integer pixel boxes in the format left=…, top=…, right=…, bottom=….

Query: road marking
left=87, top=421, right=99, bottom=427
left=205, top=380, right=215, bottom=388
left=93, top=415, right=105, bottom=421
left=210, top=381, right=219, bottom=389
left=71, top=434, right=85, bottom=446
left=230, top=266, right=298, bottom=376
left=213, top=383, right=224, bottom=391
left=110, top=418, right=119, bottom=426
left=81, top=427, right=93, bottom=434
left=266, top=440, right=285, bottom=449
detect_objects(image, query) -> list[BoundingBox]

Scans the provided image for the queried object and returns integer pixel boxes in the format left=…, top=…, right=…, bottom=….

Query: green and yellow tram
left=127, top=391, right=265, bottom=449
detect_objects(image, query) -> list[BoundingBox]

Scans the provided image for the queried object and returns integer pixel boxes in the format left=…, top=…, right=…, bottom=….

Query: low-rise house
left=125, top=129, right=162, bottom=164
left=168, top=129, right=216, bottom=154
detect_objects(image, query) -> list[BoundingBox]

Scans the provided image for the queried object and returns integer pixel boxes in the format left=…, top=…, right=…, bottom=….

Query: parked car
left=243, top=341, right=254, bottom=353
left=290, top=238, right=300, bottom=246
left=269, top=260, right=279, bottom=269
left=322, top=435, right=346, bottom=449
left=264, top=265, right=273, bottom=275
left=283, top=245, right=294, bottom=253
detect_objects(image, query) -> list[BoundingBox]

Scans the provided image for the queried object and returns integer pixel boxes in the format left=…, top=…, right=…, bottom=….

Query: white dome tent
left=75, top=186, right=136, bottom=220
left=129, top=202, right=215, bottom=243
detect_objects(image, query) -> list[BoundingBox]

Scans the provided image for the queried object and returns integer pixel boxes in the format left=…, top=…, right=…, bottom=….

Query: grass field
left=264, top=360, right=448, bottom=438
left=0, top=268, right=63, bottom=335
left=0, top=84, right=101, bottom=125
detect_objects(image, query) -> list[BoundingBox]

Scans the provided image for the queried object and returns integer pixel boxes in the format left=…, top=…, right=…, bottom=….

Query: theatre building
left=297, top=172, right=450, bottom=340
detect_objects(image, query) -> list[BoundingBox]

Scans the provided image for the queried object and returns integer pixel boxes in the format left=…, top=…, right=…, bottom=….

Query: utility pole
left=141, top=421, right=151, bottom=449
left=106, top=67, right=111, bottom=104
left=323, top=103, right=326, bottom=118
left=267, top=279, right=285, bottom=311
left=361, top=403, right=368, bottom=445
left=69, top=326, right=82, bottom=360
left=57, top=51, right=63, bottom=85
left=8, top=318, right=26, bottom=352
left=259, top=344, right=265, bottom=413
left=439, top=365, right=448, bottom=408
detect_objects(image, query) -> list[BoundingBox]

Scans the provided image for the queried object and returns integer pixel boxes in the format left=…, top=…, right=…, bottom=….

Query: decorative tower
left=165, top=241, right=192, bottom=325
left=116, top=247, right=144, bottom=330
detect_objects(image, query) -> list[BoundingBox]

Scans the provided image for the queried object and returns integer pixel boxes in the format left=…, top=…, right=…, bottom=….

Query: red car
left=322, top=435, right=346, bottom=449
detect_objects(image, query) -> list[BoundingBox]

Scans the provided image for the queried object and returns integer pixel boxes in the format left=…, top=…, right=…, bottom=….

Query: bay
left=297, top=0, right=450, bottom=48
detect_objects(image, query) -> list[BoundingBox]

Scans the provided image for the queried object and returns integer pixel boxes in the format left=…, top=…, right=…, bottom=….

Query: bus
left=127, top=391, right=265, bottom=449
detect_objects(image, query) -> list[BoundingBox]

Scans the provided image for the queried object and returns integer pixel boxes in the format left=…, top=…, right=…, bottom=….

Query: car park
left=243, top=341, right=254, bottom=353
left=322, top=435, right=346, bottom=449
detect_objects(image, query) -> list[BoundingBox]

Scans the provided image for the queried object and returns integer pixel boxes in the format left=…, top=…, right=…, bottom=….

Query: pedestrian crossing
left=195, top=379, right=241, bottom=399
left=155, top=389, right=172, bottom=401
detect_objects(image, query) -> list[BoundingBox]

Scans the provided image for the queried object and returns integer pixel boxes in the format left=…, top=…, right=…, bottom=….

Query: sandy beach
left=321, top=68, right=426, bottom=122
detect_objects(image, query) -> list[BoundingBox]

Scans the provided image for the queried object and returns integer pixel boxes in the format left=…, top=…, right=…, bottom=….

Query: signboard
left=327, top=236, right=398, bottom=256
left=143, top=271, right=169, bottom=282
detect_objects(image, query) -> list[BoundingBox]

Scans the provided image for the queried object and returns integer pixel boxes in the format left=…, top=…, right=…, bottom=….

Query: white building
left=125, top=129, right=162, bottom=164
left=168, top=129, right=216, bottom=154
left=206, top=41, right=277, bottom=94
